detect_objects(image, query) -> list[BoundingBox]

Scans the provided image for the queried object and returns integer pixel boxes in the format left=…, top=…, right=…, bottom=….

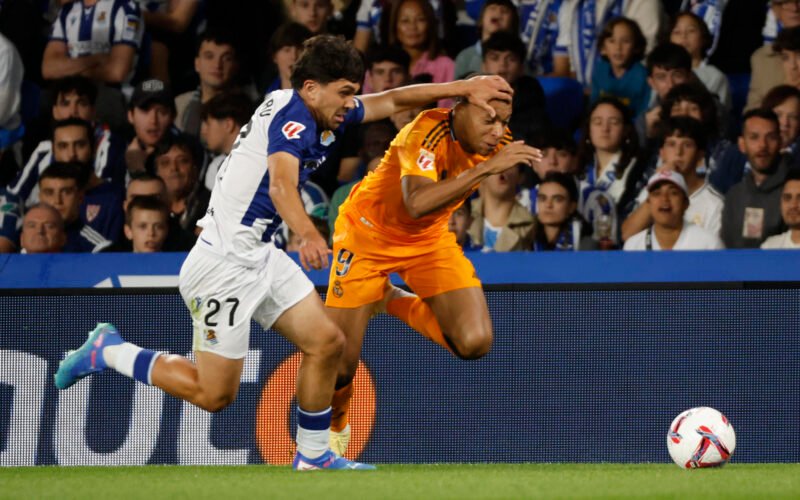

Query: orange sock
left=331, top=383, right=353, bottom=432
left=386, top=296, right=453, bottom=353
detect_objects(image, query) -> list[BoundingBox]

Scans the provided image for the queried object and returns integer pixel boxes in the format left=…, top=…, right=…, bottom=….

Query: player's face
left=273, top=45, right=302, bottom=83
left=773, top=96, right=800, bottom=148
left=155, top=145, right=196, bottom=199
left=38, top=177, right=82, bottom=223
left=648, top=66, right=690, bottom=100
left=660, top=135, right=703, bottom=177
left=447, top=204, right=472, bottom=244
left=461, top=99, right=511, bottom=156
left=738, top=116, right=781, bottom=173
left=125, top=180, right=167, bottom=212
left=125, top=208, right=168, bottom=253
left=669, top=99, right=702, bottom=122
left=310, top=79, right=360, bottom=130
left=291, top=0, right=332, bottom=34
left=52, top=91, right=94, bottom=121
left=482, top=50, right=523, bottom=84
left=396, top=0, right=429, bottom=50
left=201, top=117, right=232, bottom=154
left=20, top=206, right=65, bottom=254
left=128, top=105, right=174, bottom=148
left=53, top=125, right=93, bottom=164
left=368, top=61, right=408, bottom=93
left=781, top=179, right=800, bottom=228
left=648, top=182, right=688, bottom=228
left=602, top=22, right=635, bottom=71
left=195, top=41, right=238, bottom=89
left=480, top=5, right=514, bottom=40
left=670, top=15, right=704, bottom=60
left=589, top=103, right=625, bottom=153
left=536, top=182, right=576, bottom=226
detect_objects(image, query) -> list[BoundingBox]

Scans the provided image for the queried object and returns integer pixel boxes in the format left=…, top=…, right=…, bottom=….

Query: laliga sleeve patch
left=416, top=149, right=435, bottom=171
left=281, top=121, right=306, bottom=140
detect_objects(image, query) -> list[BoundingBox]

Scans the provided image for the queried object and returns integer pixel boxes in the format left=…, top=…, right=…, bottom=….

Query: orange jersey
left=340, top=108, right=512, bottom=243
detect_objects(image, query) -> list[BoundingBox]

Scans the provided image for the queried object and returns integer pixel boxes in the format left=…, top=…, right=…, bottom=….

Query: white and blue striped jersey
left=49, top=0, right=144, bottom=85
left=196, top=90, right=364, bottom=267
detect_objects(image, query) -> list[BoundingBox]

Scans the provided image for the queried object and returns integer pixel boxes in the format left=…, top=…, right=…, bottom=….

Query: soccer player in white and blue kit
left=54, top=35, right=513, bottom=470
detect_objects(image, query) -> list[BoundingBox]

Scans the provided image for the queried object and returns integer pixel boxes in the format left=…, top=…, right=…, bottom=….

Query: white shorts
left=178, top=244, right=315, bottom=359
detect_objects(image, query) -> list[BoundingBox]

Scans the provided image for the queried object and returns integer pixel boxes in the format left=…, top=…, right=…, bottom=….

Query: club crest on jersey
left=85, top=204, right=100, bottom=223
left=320, top=130, right=336, bottom=146
left=282, top=121, right=306, bottom=140
left=416, top=149, right=435, bottom=171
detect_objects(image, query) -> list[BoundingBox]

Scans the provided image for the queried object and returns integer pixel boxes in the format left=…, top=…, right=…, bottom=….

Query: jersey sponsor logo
left=282, top=121, right=306, bottom=140
left=416, top=149, right=435, bottom=171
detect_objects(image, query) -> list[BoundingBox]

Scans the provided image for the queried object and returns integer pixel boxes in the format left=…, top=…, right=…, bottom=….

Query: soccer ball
left=667, top=407, right=736, bottom=468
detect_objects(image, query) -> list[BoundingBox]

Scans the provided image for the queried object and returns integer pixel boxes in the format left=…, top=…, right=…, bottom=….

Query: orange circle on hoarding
left=255, top=352, right=377, bottom=464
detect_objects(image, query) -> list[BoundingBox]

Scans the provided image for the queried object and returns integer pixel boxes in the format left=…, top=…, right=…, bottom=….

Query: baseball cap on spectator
left=647, top=169, right=689, bottom=198
left=130, top=79, right=175, bottom=112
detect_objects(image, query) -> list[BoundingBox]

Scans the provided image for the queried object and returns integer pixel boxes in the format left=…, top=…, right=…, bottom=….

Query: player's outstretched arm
left=359, top=75, right=513, bottom=123
left=403, top=142, right=541, bottom=219
left=268, top=152, right=332, bottom=271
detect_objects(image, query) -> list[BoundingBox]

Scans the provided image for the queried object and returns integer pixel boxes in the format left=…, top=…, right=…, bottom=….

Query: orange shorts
left=325, top=211, right=481, bottom=308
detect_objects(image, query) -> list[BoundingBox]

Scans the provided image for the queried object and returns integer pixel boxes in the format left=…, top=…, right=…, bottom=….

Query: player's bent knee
left=196, top=391, right=237, bottom=413
left=305, top=323, right=346, bottom=360
left=451, top=327, right=493, bottom=360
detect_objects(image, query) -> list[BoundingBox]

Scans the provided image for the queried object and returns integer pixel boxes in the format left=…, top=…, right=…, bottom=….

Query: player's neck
left=653, top=223, right=682, bottom=250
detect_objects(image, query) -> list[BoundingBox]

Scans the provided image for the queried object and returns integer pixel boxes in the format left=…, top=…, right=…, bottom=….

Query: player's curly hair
left=290, top=35, right=364, bottom=90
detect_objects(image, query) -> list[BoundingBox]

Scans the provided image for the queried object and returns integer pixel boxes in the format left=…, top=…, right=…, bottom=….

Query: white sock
left=296, top=407, right=332, bottom=459
left=102, top=343, right=142, bottom=378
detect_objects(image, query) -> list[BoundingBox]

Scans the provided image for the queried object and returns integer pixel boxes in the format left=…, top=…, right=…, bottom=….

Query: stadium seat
left=538, top=76, right=585, bottom=131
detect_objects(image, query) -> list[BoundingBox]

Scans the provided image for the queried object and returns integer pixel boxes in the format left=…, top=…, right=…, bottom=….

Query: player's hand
left=464, top=75, right=514, bottom=117
left=482, top=141, right=542, bottom=175
left=298, top=231, right=333, bottom=271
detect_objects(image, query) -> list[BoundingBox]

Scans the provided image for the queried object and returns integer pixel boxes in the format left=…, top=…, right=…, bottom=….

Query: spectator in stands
left=519, top=0, right=565, bottom=76
left=774, top=26, right=800, bottom=90
left=19, top=203, right=67, bottom=254
left=747, top=3, right=800, bottom=111
left=0, top=32, right=23, bottom=161
left=175, top=30, right=242, bottom=138
left=518, top=127, right=578, bottom=214
left=388, top=0, right=455, bottom=87
left=454, top=0, right=519, bottom=79
left=576, top=97, right=641, bottom=247
left=265, top=23, right=313, bottom=93
left=680, top=0, right=728, bottom=59
left=51, top=118, right=124, bottom=243
left=448, top=201, right=481, bottom=251
left=533, top=171, right=597, bottom=251
left=146, top=133, right=209, bottom=236
left=480, top=31, right=547, bottom=140
left=10, top=77, right=127, bottom=207
left=123, top=172, right=195, bottom=250
left=591, top=16, right=650, bottom=117
left=668, top=11, right=731, bottom=112
left=763, top=85, right=800, bottom=168
left=139, top=0, right=201, bottom=84
left=364, top=44, right=412, bottom=94
left=0, top=188, right=21, bottom=253
left=290, top=0, right=333, bottom=34
left=41, top=0, right=145, bottom=129
left=125, top=79, right=177, bottom=174
left=553, top=0, right=664, bottom=86
left=638, top=43, right=693, bottom=142
left=352, top=0, right=456, bottom=55
left=38, top=162, right=111, bottom=253
left=468, top=165, right=536, bottom=252
left=721, top=109, right=795, bottom=248
left=124, top=173, right=168, bottom=212
left=622, top=117, right=724, bottom=241
left=762, top=169, right=800, bottom=248
left=624, top=169, right=723, bottom=250
left=123, top=195, right=170, bottom=253
left=199, top=92, right=254, bottom=191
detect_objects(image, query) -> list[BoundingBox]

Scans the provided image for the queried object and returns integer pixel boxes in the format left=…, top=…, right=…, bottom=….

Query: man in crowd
left=19, top=203, right=67, bottom=254
left=761, top=169, right=800, bottom=248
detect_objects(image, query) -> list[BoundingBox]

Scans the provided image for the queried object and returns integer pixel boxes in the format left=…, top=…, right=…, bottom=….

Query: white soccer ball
left=667, top=407, right=736, bottom=468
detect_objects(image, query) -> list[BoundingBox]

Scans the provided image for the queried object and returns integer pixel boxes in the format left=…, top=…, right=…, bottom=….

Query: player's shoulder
left=405, top=108, right=452, bottom=151
left=263, top=90, right=316, bottom=141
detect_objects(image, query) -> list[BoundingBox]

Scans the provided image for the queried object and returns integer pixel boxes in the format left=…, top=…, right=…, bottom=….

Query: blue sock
left=131, top=349, right=161, bottom=385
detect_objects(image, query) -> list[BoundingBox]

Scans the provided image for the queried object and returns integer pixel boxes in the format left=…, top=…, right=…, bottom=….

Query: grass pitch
left=1, top=464, right=798, bottom=499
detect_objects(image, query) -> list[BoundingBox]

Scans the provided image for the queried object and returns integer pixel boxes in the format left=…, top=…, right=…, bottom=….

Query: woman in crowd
left=388, top=0, right=455, bottom=86
left=533, top=171, right=597, bottom=251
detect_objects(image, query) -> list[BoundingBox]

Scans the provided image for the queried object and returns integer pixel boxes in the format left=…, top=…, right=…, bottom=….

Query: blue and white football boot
left=54, top=323, right=124, bottom=389
left=292, top=449, right=376, bottom=470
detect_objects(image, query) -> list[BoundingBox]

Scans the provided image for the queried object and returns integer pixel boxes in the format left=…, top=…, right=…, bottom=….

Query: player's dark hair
left=661, top=116, right=707, bottom=152
left=290, top=35, right=364, bottom=89
left=126, top=195, right=170, bottom=225
left=200, top=91, right=255, bottom=126
left=481, top=31, right=525, bottom=63
left=365, top=44, right=411, bottom=72
left=598, top=17, right=646, bottom=66
left=51, top=117, right=94, bottom=146
left=39, top=161, right=89, bottom=190
left=742, top=108, right=780, bottom=132
left=270, top=22, right=313, bottom=56
left=646, top=42, right=692, bottom=75
left=51, top=76, right=98, bottom=106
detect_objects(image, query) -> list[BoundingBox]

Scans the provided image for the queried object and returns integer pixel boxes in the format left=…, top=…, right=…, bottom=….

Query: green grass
left=1, top=464, right=798, bottom=499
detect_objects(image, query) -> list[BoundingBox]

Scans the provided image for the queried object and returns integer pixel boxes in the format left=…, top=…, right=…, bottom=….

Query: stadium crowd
left=1, top=0, right=799, bottom=254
